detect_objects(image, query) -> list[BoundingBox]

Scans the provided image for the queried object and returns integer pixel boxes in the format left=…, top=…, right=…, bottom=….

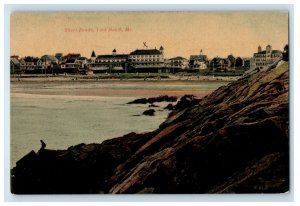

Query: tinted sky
left=10, top=11, right=288, bottom=59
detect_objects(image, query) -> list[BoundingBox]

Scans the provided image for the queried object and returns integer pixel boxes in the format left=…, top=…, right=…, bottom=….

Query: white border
left=1, top=2, right=297, bottom=204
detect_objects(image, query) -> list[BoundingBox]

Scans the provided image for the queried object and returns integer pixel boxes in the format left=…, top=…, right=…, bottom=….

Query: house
left=60, top=58, right=81, bottom=72
left=39, top=55, right=58, bottom=69
left=36, top=59, right=44, bottom=70
left=253, top=45, right=282, bottom=68
left=19, top=58, right=26, bottom=71
left=167, top=56, right=189, bottom=72
left=61, top=53, right=81, bottom=62
left=10, top=57, right=20, bottom=74
left=32, top=55, right=59, bottom=74
left=208, top=57, right=231, bottom=71
left=22, top=56, right=39, bottom=71
left=60, top=53, right=81, bottom=73
left=75, top=57, right=88, bottom=68
left=189, top=50, right=208, bottom=70
left=242, top=57, right=252, bottom=69
left=128, top=46, right=166, bottom=72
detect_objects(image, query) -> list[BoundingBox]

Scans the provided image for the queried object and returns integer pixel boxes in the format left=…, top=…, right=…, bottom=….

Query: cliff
left=11, top=61, right=289, bottom=194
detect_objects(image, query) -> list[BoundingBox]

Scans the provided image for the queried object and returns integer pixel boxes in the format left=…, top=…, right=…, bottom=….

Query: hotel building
left=253, top=45, right=282, bottom=68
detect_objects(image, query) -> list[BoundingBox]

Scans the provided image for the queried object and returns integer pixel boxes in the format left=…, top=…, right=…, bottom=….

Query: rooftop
left=130, top=49, right=162, bottom=56
left=63, top=53, right=81, bottom=60
left=254, top=50, right=282, bottom=55
left=96, top=54, right=128, bottom=58
left=77, top=57, right=87, bottom=60
left=65, top=58, right=77, bottom=63
left=169, top=56, right=187, bottom=61
left=190, top=55, right=207, bottom=61
left=41, top=55, right=58, bottom=62
left=11, top=58, right=20, bottom=65
left=24, top=56, right=39, bottom=63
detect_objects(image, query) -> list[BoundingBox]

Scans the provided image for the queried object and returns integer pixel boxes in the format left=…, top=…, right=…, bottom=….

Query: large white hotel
left=89, top=46, right=166, bottom=73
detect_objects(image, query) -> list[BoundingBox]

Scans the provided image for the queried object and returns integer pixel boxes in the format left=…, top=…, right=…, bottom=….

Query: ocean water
left=10, top=81, right=228, bottom=167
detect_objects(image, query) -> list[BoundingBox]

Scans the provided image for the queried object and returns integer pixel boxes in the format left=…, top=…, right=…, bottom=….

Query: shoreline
left=10, top=74, right=239, bottom=83
left=10, top=79, right=229, bottom=98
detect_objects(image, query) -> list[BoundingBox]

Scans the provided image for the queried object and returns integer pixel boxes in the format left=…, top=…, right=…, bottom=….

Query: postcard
left=10, top=11, right=289, bottom=194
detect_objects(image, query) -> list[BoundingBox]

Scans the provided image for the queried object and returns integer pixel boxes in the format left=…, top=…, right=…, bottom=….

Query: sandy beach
left=10, top=73, right=239, bottom=82
left=10, top=75, right=232, bottom=98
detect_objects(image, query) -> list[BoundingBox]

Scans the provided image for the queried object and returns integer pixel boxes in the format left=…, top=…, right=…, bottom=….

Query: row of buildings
left=10, top=45, right=283, bottom=74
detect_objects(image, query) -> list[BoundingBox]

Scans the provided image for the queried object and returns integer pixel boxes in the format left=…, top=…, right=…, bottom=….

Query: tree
left=282, top=44, right=289, bottom=61
left=227, top=55, right=236, bottom=68
left=235, top=57, right=243, bottom=67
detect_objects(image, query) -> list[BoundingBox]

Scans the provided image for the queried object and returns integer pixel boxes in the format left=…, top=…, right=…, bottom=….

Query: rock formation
left=143, top=109, right=156, bottom=116
left=11, top=61, right=289, bottom=194
left=127, top=95, right=178, bottom=104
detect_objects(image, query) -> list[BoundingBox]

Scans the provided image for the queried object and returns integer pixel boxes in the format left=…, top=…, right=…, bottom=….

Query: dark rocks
left=109, top=61, right=289, bottom=194
left=174, top=95, right=201, bottom=110
left=164, top=103, right=174, bottom=110
left=143, top=109, right=155, bottom=116
left=15, top=150, right=37, bottom=168
left=127, top=98, right=148, bottom=104
left=147, top=95, right=177, bottom=103
left=148, top=104, right=159, bottom=108
left=128, top=95, right=178, bottom=116
left=11, top=131, right=157, bottom=194
left=208, top=152, right=289, bottom=193
left=127, top=95, right=178, bottom=104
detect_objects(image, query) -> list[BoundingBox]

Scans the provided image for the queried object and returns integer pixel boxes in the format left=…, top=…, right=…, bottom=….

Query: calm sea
left=10, top=80, right=228, bottom=167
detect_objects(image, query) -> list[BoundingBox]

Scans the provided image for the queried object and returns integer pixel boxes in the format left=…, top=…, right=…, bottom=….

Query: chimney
left=258, top=45, right=262, bottom=53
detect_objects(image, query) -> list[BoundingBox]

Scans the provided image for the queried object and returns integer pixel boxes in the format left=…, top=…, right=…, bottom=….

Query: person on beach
left=38, top=140, right=47, bottom=156
left=40, top=140, right=46, bottom=150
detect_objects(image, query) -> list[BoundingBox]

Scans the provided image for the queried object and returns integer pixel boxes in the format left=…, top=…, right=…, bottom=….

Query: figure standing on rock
left=40, top=140, right=46, bottom=150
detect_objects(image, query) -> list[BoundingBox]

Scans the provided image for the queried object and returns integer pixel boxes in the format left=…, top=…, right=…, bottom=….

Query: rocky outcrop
left=127, top=95, right=178, bottom=104
left=164, top=103, right=174, bottom=110
left=11, top=61, right=289, bottom=194
left=148, top=104, right=159, bottom=108
left=143, top=109, right=156, bottom=116
left=11, top=132, right=158, bottom=194
left=173, top=95, right=201, bottom=110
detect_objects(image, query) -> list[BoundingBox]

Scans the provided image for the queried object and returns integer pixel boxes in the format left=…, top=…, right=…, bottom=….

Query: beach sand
left=10, top=76, right=231, bottom=98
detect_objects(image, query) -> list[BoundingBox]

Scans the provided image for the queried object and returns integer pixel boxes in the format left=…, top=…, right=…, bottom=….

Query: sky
left=10, top=11, right=288, bottom=59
